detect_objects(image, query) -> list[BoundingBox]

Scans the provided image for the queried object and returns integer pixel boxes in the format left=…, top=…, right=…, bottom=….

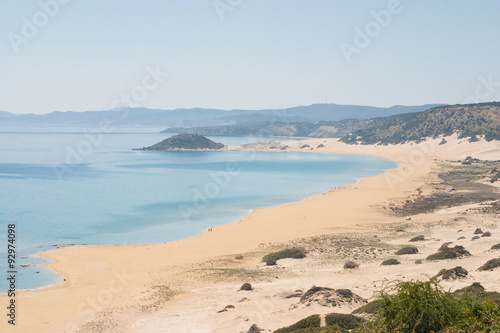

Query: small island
left=136, top=134, right=225, bottom=151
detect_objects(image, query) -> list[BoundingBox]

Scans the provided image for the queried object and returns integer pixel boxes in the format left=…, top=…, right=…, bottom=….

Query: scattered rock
left=240, top=283, right=253, bottom=291
left=409, top=235, right=426, bottom=242
left=427, top=245, right=472, bottom=260
left=395, top=246, right=418, bottom=255
left=381, top=259, right=401, bottom=266
left=436, top=266, right=468, bottom=280
left=343, top=261, right=359, bottom=269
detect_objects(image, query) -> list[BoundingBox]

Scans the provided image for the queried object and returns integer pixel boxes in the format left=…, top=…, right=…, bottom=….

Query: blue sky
left=1, top=0, right=499, bottom=114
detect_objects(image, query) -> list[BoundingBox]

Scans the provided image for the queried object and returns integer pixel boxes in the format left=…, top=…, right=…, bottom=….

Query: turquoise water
left=0, top=125, right=397, bottom=291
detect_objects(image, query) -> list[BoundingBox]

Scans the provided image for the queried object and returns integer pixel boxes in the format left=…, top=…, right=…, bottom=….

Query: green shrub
left=273, top=314, right=321, bottom=333
left=381, top=259, right=400, bottom=266
left=301, top=286, right=334, bottom=301
left=352, top=299, right=382, bottom=314
left=436, top=266, right=468, bottom=280
left=324, top=313, right=364, bottom=329
left=426, top=246, right=471, bottom=261
left=372, top=280, right=463, bottom=333
left=478, top=258, right=500, bottom=271
left=481, top=231, right=492, bottom=237
left=491, top=243, right=500, bottom=250
left=475, top=291, right=500, bottom=304
left=395, top=246, right=418, bottom=255
left=263, top=247, right=306, bottom=265
left=409, top=235, right=426, bottom=242
left=454, top=282, right=485, bottom=295
left=474, top=228, right=483, bottom=234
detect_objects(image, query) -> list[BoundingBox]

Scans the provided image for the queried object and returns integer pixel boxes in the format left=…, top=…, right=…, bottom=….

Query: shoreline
left=9, top=151, right=397, bottom=294
left=2, top=136, right=499, bottom=332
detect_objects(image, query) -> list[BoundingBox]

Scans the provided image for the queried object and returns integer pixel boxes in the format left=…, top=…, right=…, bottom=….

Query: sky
left=0, top=0, right=499, bottom=114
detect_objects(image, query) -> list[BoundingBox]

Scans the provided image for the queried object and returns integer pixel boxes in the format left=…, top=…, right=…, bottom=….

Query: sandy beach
left=2, top=136, right=499, bottom=333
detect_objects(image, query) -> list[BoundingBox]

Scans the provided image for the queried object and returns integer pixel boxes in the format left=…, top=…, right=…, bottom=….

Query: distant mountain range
left=0, top=104, right=442, bottom=127
left=166, top=103, right=500, bottom=144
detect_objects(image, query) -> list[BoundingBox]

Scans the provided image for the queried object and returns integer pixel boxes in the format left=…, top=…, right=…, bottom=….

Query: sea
left=0, top=125, right=397, bottom=291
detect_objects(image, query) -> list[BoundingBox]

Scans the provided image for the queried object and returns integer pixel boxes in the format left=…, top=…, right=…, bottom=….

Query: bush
left=381, top=259, right=400, bottom=266
left=301, top=286, right=334, bottom=301
left=478, top=258, right=500, bottom=271
left=352, top=299, right=382, bottom=314
left=240, top=283, right=253, bottom=291
left=426, top=246, right=471, bottom=261
left=273, top=314, right=321, bottom=333
left=356, top=279, right=500, bottom=332
left=409, top=235, right=426, bottom=242
left=491, top=243, right=500, bottom=250
left=436, top=266, right=468, bottom=280
left=454, top=282, right=485, bottom=295
left=343, top=261, right=359, bottom=269
left=474, top=228, right=483, bottom=234
left=372, top=280, right=463, bottom=333
left=481, top=231, right=492, bottom=237
left=247, top=324, right=261, bottom=333
left=324, top=313, right=364, bottom=329
left=395, top=246, right=418, bottom=255
left=336, top=289, right=354, bottom=299
left=262, top=247, right=306, bottom=265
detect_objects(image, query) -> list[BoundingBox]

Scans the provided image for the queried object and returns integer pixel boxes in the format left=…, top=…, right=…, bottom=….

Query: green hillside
left=339, top=102, right=500, bottom=144
left=165, top=103, right=500, bottom=145
left=142, top=134, right=225, bottom=151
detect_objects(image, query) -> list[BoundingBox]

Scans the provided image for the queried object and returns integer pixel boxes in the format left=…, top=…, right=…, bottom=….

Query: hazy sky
left=1, top=0, right=499, bottom=114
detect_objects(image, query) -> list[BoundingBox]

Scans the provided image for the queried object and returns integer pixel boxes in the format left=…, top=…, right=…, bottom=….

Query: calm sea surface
left=0, top=125, right=397, bottom=291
